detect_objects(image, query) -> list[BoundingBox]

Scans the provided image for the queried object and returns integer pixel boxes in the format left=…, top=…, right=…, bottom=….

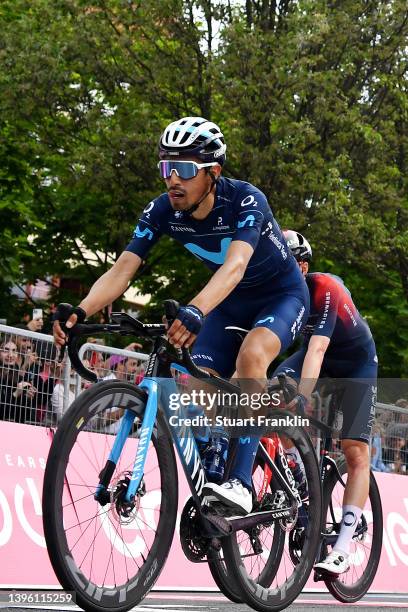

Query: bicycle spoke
left=51, top=404, right=166, bottom=589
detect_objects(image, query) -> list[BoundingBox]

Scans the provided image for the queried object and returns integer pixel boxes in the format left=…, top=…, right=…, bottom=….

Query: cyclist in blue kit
left=53, top=117, right=309, bottom=515
left=277, top=230, right=378, bottom=575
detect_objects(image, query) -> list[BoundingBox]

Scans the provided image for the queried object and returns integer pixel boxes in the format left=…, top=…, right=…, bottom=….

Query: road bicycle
left=312, top=384, right=383, bottom=603
left=196, top=332, right=383, bottom=605
left=42, top=301, right=322, bottom=612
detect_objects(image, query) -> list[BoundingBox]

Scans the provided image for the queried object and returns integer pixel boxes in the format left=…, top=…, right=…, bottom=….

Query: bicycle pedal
left=313, top=569, right=326, bottom=582
left=204, top=500, right=246, bottom=518
left=201, top=506, right=233, bottom=535
left=313, top=566, right=349, bottom=581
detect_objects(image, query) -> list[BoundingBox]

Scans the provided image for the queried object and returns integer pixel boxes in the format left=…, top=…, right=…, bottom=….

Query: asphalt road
left=1, top=590, right=408, bottom=612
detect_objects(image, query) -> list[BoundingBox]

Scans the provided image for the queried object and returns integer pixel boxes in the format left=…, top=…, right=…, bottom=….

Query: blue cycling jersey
left=125, top=176, right=304, bottom=292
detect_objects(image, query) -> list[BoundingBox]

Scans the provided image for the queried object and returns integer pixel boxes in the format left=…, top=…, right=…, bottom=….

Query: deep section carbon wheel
left=43, top=381, right=178, bottom=612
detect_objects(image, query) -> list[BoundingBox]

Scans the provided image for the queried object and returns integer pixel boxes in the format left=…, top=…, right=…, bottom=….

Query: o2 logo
left=240, top=195, right=257, bottom=207
left=143, top=201, right=155, bottom=217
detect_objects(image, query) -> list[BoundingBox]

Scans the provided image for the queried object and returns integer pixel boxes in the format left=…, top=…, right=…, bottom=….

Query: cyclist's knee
left=236, top=344, right=269, bottom=377
left=342, top=439, right=370, bottom=472
left=236, top=329, right=281, bottom=377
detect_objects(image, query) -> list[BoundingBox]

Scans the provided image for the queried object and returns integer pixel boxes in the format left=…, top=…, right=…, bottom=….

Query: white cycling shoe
left=203, top=478, right=253, bottom=515
left=314, top=550, right=350, bottom=575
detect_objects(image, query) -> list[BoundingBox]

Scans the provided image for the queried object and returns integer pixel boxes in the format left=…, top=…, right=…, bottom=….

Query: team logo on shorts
left=256, top=316, right=275, bottom=326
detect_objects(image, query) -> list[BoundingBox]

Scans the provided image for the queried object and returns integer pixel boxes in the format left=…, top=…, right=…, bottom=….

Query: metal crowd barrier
left=371, top=402, right=408, bottom=475
left=0, top=324, right=149, bottom=426
left=1, top=324, right=407, bottom=474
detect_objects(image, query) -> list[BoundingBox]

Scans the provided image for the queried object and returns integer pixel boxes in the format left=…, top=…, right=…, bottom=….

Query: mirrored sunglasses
left=158, top=160, right=217, bottom=180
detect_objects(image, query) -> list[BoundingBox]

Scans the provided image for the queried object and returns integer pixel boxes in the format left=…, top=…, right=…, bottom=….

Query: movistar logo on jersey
left=184, top=237, right=232, bottom=264
left=256, top=316, right=275, bottom=325
left=237, top=215, right=255, bottom=228
left=134, top=224, right=154, bottom=240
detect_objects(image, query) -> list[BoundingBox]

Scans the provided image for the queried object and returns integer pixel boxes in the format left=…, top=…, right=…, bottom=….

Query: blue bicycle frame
left=96, top=366, right=208, bottom=505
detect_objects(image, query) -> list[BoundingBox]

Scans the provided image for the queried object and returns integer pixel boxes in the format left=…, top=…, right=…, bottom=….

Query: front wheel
left=321, top=461, right=383, bottom=603
left=43, top=381, right=178, bottom=612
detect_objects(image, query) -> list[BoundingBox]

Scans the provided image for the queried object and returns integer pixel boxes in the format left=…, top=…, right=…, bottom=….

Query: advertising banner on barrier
left=0, top=421, right=407, bottom=591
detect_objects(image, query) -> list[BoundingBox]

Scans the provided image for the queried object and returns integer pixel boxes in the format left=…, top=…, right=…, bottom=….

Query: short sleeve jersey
left=303, top=272, right=372, bottom=349
left=125, top=176, right=303, bottom=292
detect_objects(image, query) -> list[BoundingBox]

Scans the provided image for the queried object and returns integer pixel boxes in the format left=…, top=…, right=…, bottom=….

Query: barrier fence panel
left=0, top=325, right=149, bottom=427
left=0, top=325, right=60, bottom=426
left=372, top=401, right=408, bottom=475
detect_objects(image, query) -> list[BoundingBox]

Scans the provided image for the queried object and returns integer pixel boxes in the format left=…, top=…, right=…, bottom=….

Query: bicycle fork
left=94, top=379, right=158, bottom=505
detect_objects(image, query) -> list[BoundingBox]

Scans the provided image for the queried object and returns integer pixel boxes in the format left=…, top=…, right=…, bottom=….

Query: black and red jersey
left=303, top=273, right=372, bottom=350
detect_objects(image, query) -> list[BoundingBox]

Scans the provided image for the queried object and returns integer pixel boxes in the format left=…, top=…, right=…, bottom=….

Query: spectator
left=22, top=312, right=44, bottom=333
left=14, top=334, right=40, bottom=375
left=370, top=425, right=390, bottom=473
left=386, top=398, right=408, bottom=438
left=0, top=339, right=37, bottom=423
left=384, top=435, right=408, bottom=474
left=108, top=355, right=142, bottom=383
left=396, top=398, right=408, bottom=411
left=87, top=336, right=106, bottom=346
left=124, top=341, right=143, bottom=352
left=51, top=367, right=76, bottom=423
left=99, top=354, right=143, bottom=433
left=25, top=343, right=59, bottom=423
left=89, top=350, right=107, bottom=378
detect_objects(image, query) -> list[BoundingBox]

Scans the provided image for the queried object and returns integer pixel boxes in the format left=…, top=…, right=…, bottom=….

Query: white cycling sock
left=333, top=504, right=363, bottom=556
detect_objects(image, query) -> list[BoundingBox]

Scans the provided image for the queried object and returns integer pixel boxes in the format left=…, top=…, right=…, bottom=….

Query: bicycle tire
left=222, top=420, right=322, bottom=612
left=322, top=460, right=383, bottom=603
left=207, top=451, right=285, bottom=603
left=207, top=550, right=242, bottom=603
left=43, top=381, right=178, bottom=612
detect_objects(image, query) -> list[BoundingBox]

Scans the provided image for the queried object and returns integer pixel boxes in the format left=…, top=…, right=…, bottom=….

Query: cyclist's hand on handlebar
left=166, top=304, right=204, bottom=349
left=52, top=303, right=87, bottom=347
left=287, top=393, right=309, bottom=416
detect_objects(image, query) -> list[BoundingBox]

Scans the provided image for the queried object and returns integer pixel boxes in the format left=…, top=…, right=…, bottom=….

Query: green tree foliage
left=0, top=120, right=47, bottom=315
left=0, top=0, right=407, bottom=374
left=216, top=0, right=408, bottom=374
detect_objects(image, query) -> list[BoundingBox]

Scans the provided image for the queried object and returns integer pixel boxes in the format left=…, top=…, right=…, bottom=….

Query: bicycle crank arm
left=201, top=509, right=233, bottom=536
left=228, top=506, right=294, bottom=532
left=202, top=504, right=295, bottom=536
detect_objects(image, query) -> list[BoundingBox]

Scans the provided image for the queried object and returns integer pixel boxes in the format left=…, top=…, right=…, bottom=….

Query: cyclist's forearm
left=78, top=272, right=129, bottom=317
left=298, top=335, right=330, bottom=398
left=190, top=241, right=252, bottom=314
left=191, top=261, right=245, bottom=315
left=79, top=253, right=142, bottom=317
left=299, top=348, right=325, bottom=398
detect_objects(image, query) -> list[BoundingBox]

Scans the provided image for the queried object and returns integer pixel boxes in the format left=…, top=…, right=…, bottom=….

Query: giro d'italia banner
left=0, top=420, right=407, bottom=591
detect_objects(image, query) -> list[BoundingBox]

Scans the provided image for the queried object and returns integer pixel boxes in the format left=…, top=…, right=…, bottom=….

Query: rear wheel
left=222, top=422, right=322, bottom=612
left=207, top=550, right=243, bottom=603
left=207, top=449, right=285, bottom=603
left=43, top=381, right=178, bottom=612
left=321, top=461, right=383, bottom=603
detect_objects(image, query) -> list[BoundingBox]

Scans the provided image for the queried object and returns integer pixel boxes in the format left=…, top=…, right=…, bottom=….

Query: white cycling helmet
left=283, top=230, right=313, bottom=262
left=159, top=116, right=227, bottom=165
